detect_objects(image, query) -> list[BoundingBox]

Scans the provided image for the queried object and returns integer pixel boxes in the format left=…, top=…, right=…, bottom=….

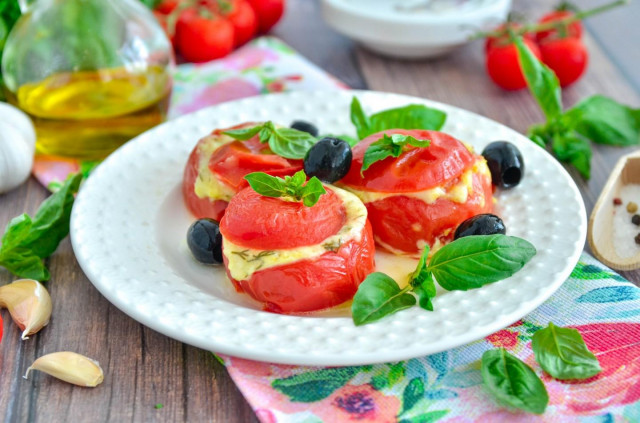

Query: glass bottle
left=2, top=0, right=174, bottom=160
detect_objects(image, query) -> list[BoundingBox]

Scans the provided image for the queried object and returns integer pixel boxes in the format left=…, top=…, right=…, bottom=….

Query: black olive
left=290, top=120, right=319, bottom=137
left=454, top=214, right=506, bottom=240
left=482, top=141, right=524, bottom=189
left=187, top=218, right=223, bottom=265
left=304, top=137, right=352, bottom=183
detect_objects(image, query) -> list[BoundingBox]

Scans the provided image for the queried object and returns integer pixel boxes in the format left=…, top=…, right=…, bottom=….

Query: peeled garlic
left=0, top=102, right=36, bottom=194
left=24, top=351, right=104, bottom=387
left=0, top=279, right=52, bottom=339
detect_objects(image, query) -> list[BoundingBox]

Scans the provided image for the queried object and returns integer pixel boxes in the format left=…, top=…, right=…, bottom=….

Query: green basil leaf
left=0, top=214, right=33, bottom=251
left=410, top=245, right=430, bottom=287
left=563, top=95, right=640, bottom=146
left=369, top=104, right=447, bottom=135
left=351, top=272, right=416, bottom=326
left=514, top=36, right=562, bottom=121
left=361, top=134, right=430, bottom=174
left=300, top=176, right=326, bottom=207
left=551, top=132, right=591, bottom=179
left=350, top=97, right=371, bottom=140
left=244, top=172, right=286, bottom=198
left=531, top=322, right=602, bottom=380
left=482, top=348, right=548, bottom=414
left=222, top=125, right=263, bottom=141
left=289, top=170, right=306, bottom=187
left=0, top=247, right=50, bottom=281
left=270, top=127, right=318, bottom=159
left=413, top=273, right=436, bottom=312
left=430, top=235, right=536, bottom=291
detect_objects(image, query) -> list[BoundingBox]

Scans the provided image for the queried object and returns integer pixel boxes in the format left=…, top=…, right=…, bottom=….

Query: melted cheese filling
left=223, top=186, right=368, bottom=281
left=193, top=133, right=237, bottom=202
left=340, top=158, right=491, bottom=206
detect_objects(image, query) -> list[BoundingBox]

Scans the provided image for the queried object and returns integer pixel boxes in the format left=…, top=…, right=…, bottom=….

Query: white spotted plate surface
left=70, top=90, right=586, bottom=366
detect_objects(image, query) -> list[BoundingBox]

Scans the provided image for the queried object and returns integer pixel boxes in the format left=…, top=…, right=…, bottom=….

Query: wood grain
left=1, top=0, right=640, bottom=421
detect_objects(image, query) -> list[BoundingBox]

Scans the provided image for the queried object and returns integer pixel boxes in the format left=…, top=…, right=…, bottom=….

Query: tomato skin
left=183, top=145, right=229, bottom=220
left=220, top=186, right=346, bottom=250
left=365, top=170, right=494, bottom=254
left=486, top=39, right=542, bottom=90
left=247, top=0, right=284, bottom=33
left=341, top=130, right=476, bottom=192
left=224, top=221, right=375, bottom=313
left=176, top=9, right=234, bottom=62
left=539, top=37, right=588, bottom=87
left=485, top=23, right=534, bottom=52
left=227, top=0, right=258, bottom=47
left=536, top=11, right=583, bottom=42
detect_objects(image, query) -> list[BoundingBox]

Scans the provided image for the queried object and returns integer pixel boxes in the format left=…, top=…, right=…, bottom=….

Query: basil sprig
left=350, top=97, right=447, bottom=140
left=361, top=133, right=430, bottom=175
left=244, top=170, right=326, bottom=207
left=351, top=235, right=536, bottom=326
left=531, top=322, right=602, bottom=380
left=481, top=348, right=549, bottom=414
left=223, top=121, right=317, bottom=159
left=0, top=173, right=83, bottom=281
left=514, top=36, right=640, bottom=179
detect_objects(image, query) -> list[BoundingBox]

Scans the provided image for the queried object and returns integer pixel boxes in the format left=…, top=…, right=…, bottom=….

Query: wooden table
left=1, top=0, right=639, bottom=421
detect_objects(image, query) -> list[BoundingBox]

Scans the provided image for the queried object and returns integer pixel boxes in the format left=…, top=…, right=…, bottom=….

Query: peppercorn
left=633, top=215, right=640, bottom=226
left=614, top=198, right=623, bottom=206
left=628, top=202, right=638, bottom=213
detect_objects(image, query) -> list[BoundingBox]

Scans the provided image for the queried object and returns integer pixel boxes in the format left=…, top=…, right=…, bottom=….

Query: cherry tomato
left=247, top=0, right=284, bottom=33
left=226, top=0, right=258, bottom=46
left=155, top=0, right=179, bottom=14
left=486, top=38, right=542, bottom=91
left=539, top=37, right=588, bottom=87
left=176, top=9, right=234, bottom=62
left=485, top=23, right=534, bottom=52
left=536, top=10, right=583, bottom=42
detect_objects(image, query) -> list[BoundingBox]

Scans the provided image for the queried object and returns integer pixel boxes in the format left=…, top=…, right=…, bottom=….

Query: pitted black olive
left=187, top=218, right=223, bottom=265
left=454, top=214, right=506, bottom=240
left=290, top=120, right=319, bottom=137
left=482, top=141, right=524, bottom=189
left=303, top=137, right=352, bottom=183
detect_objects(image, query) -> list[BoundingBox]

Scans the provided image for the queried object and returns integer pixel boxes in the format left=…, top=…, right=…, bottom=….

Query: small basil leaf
left=531, top=322, right=602, bottom=380
left=414, top=273, right=436, bottom=312
left=350, top=97, right=371, bottom=140
left=361, top=134, right=430, bottom=174
left=0, top=214, right=33, bottom=251
left=369, top=104, right=446, bottom=135
left=563, top=95, right=640, bottom=146
left=0, top=247, right=50, bottom=281
left=352, top=272, right=416, bottom=326
left=223, top=125, right=264, bottom=141
left=244, top=172, right=286, bottom=198
left=290, top=170, right=306, bottom=187
left=300, top=177, right=326, bottom=207
left=270, top=127, right=318, bottom=159
left=430, top=235, right=536, bottom=291
left=410, top=245, right=430, bottom=288
left=551, top=132, right=591, bottom=179
left=514, top=36, right=562, bottom=121
left=482, top=348, right=548, bottom=414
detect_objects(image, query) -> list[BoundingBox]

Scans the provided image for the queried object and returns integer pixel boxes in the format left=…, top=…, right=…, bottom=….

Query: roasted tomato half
left=182, top=122, right=303, bottom=220
left=340, top=129, right=494, bottom=255
left=219, top=185, right=375, bottom=313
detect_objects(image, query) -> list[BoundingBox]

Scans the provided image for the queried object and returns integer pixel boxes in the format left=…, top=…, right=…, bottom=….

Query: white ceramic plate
left=70, top=90, right=586, bottom=366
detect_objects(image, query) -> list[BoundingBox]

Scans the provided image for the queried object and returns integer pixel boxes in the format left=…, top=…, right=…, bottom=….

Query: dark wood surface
left=1, top=0, right=639, bottom=421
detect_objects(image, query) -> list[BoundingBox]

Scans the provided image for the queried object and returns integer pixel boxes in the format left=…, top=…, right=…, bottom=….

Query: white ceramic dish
left=70, top=90, right=586, bottom=366
left=321, top=0, right=511, bottom=58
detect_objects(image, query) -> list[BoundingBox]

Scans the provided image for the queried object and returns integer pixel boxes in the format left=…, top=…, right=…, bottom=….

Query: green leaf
left=429, top=235, right=536, bottom=291
left=551, top=132, right=592, bottom=179
left=401, top=377, right=426, bottom=415
left=270, top=127, right=318, bottom=159
left=361, top=134, right=430, bottom=174
left=410, top=246, right=436, bottom=311
left=271, top=367, right=359, bottom=402
left=351, top=272, right=416, bottom=326
left=350, top=97, right=371, bottom=140
left=514, top=36, right=562, bottom=121
left=531, top=322, right=602, bottom=380
left=481, top=348, right=548, bottom=414
left=222, top=125, right=263, bottom=141
left=0, top=214, right=33, bottom=251
left=244, top=172, right=286, bottom=198
left=388, top=362, right=406, bottom=386
left=563, top=95, right=640, bottom=146
left=0, top=248, right=49, bottom=281
left=300, top=176, right=326, bottom=207
left=369, top=105, right=446, bottom=134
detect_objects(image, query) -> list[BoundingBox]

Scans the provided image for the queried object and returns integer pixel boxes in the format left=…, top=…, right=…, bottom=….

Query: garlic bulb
left=0, top=102, right=36, bottom=194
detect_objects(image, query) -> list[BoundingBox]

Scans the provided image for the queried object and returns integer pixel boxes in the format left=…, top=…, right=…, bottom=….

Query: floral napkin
left=30, top=36, right=640, bottom=422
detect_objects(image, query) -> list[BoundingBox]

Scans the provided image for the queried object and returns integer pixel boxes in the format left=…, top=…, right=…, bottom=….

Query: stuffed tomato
left=183, top=122, right=303, bottom=220
left=340, top=129, right=493, bottom=255
left=219, top=185, right=375, bottom=313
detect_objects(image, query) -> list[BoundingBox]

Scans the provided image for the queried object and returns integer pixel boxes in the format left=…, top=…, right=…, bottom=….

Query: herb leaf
left=563, top=95, right=640, bottom=147
left=551, top=132, right=592, bottom=179
left=410, top=246, right=436, bottom=311
left=351, top=272, right=416, bottom=326
left=350, top=97, right=371, bottom=140
left=224, top=122, right=317, bottom=159
left=482, top=348, right=549, bottom=414
left=514, top=36, right=562, bottom=121
left=429, top=235, right=536, bottom=291
left=361, top=133, right=430, bottom=174
left=244, top=171, right=326, bottom=207
left=531, top=322, right=602, bottom=380
left=0, top=172, right=82, bottom=281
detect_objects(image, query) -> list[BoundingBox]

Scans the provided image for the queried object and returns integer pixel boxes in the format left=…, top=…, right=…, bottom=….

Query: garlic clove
left=0, top=279, right=52, bottom=340
left=24, top=351, right=104, bottom=387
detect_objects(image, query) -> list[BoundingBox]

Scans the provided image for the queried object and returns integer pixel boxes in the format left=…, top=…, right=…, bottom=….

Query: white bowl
left=321, top=0, right=511, bottom=59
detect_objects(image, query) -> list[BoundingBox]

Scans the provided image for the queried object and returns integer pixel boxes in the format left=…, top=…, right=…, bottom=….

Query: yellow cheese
left=223, top=186, right=368, bottom=281
left=192, top=133, right=237, bottom=202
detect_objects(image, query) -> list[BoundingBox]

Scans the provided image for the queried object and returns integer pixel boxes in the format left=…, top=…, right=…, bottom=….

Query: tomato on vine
left=535, top=10, right=583, bottom=42
left=247, top=0, right=284, bottom=33
left=175, top=8, right=235, bottom=62
left=539, top=37, right=588, bottom=87
left=486, top=39, right=542, bottom=91
left=225, top=0, right=258, bottom=46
